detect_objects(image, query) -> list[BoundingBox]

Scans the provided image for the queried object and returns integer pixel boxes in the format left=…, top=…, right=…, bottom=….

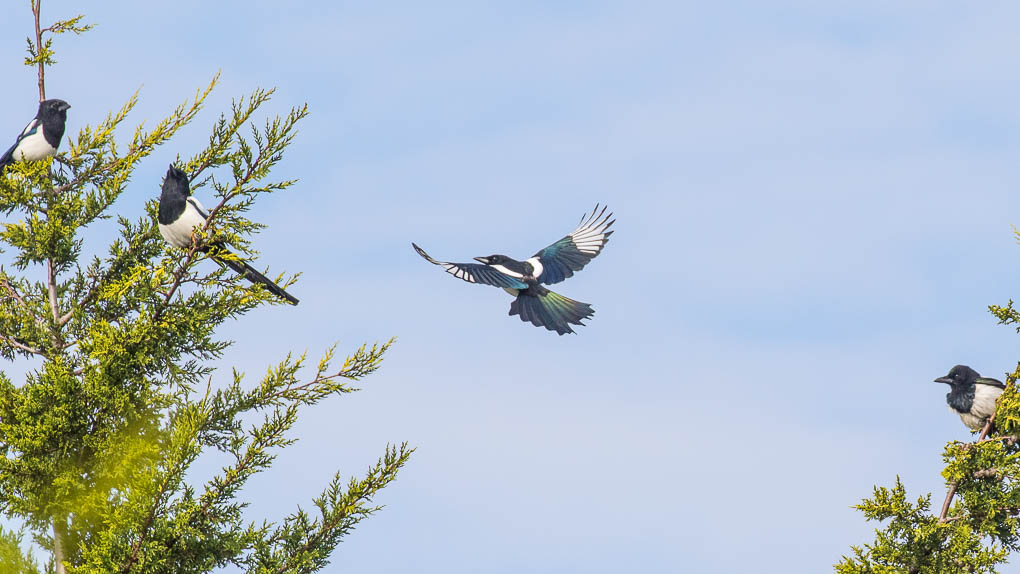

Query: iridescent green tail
left=509, top=287, right=594, bottom=335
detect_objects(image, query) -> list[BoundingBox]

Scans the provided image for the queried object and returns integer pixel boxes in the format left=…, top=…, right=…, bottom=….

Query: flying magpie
left=412, top=204, right=614, bottom=335
left=0, top=99, right=71, bottom=173
left=157, top=165, right=299, bottom=305
left=934, top=365, right=1005, bottom=431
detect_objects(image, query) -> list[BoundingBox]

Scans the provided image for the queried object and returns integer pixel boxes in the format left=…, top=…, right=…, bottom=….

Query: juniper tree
left=837, top=243, right=1020, bottom=572
left=0, top=3, right=411, bottom=573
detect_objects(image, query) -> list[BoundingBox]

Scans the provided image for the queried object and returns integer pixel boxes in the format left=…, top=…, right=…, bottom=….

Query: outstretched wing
left=0, top=119, right=39, bottom=168
left=532, top=204, right=614, bottom=285
left=412, top=243, right=528, bottom=289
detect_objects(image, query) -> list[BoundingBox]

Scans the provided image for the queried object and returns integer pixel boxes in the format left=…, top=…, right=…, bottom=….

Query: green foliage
left=836, top=478, right=1006, bottom=573
left=836, top=362, right=1020, bottom=570
left=0, top=3, right=411, bottom=572
left=0, top=525, right=40, bottom=574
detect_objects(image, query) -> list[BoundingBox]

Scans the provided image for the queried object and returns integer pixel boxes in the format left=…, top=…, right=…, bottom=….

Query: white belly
left=956, top=385, right=1003, bottom=430
left=158, top=206, right=207, bottom=248
left=13, top=130, right=56, bottom=162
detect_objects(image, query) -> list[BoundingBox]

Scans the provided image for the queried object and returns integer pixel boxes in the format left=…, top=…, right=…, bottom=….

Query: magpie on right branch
left=934, top=365, right=1005, bottom=431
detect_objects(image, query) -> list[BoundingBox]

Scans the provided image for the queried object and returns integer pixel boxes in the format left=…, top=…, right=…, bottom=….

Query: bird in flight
left=0, top=99, right=71, bottom=173
left=413, top=204, right=614, bottom=335
left=934, top=365, right=1005, bottom=431
left=157, top=165, right=299, bottom=305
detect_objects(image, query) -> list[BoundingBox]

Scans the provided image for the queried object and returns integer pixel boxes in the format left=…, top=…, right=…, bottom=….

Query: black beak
left=934, top=377, right=953, bottom=384
left=59, top=102, right=71, bottom=111
left=473, top=257, right=488, bottom=264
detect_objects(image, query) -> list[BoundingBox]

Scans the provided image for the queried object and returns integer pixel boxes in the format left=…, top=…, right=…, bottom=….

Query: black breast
left=946, top=385, right=975, bottom=414
left=39, top=113, right=66, bottom=149
left=157, top=193, right=186, bottom=225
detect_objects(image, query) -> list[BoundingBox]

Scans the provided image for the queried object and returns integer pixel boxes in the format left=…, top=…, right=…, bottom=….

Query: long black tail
left=509, top=287, right=593, bottom=335
left=204, top=245, right=299, bottom=305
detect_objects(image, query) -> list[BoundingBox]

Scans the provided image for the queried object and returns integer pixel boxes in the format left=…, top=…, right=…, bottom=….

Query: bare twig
left=32, top=0, right=45, bottom=101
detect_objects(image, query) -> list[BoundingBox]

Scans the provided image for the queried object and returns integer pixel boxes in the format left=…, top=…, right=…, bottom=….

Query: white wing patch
left=525, top=257, right=544, bottom=278
left=20, top=119, right=39, bottom=138
left=442, top=263, right=477, bottom=283
left=568, top=217, right=612, bottom=255
left=490, top=264, right=524, bottom=278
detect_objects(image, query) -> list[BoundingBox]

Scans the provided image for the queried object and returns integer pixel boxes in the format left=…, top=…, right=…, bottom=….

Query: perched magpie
left=412, top=204, right=614, bottom=335
left=157, top=165, right=298, bottom=305
left=0, top=99, right=71, bottom=173
left=934, top=365, right=1005, bottom=431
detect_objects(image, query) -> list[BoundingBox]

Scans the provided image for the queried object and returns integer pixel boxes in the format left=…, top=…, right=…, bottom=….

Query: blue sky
left=4, top=1, right=1020, bottom=572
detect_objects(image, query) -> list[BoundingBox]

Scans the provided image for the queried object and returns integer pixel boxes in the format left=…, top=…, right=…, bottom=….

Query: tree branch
left=1, top=275, right=29, bottom=310
left=0, top=334, right=44, bottom=356
left=53, top=514, right=66, bottom=574
left=33, top=0, right=45, bottom=102
left=0, top=273, right=44, bottom=325
left=46, top=260, right=59, bottom=324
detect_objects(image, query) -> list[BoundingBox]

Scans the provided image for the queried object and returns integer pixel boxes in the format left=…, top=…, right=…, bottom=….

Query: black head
left=934, top=365, right=981, bottom=387
left=37, top=99, right=70, bottom=121
left=162, top=164, right=191, bottom=197
left=474, top=254, right=507, bottom=266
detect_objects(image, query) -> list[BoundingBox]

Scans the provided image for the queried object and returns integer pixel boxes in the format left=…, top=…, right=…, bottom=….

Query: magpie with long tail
left=934, top=365, right=1005, bottom=431
left=157, top=165, right=298, bottom=305
left=0, top=99, right=71, bottom=173
left=412, top=204, right=614, bottom=335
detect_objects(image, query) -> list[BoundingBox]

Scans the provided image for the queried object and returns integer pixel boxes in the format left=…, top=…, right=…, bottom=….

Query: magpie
left=157, top=165, right=298, bottom=305
left=0, top=99, right=71, bottom=173
left=934, top=365, right=1005, bottom=431
left=412, top=204, right=614, bottom=335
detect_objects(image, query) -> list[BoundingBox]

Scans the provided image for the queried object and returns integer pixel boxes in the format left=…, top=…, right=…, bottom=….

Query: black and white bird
left=157, top=165, right=298, bottom=305
left=934, top=365, right=1005, bottom=431
left=0, top=99, right=71, bottom=173
left=412, top=204, right=614, bottom=335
